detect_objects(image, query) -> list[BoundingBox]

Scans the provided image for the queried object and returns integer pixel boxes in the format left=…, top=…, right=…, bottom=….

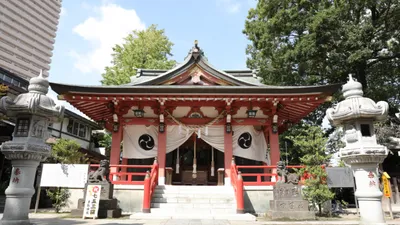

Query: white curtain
left=123, top=125, right=194, bottom=159
left=232, top=126, right=270, bottom=164
left=197, top=126, right=225, bottom=151
left=123, top=125, right=159, bottom=159
left=123, top=124, right=270, bottom=163
left=166, top=125, right=194, bottom=152
left=196, top=125, right=269, bottom=163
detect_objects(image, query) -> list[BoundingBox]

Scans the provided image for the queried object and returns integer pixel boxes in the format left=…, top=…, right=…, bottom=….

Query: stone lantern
left=0, top=71, right=64, bottom=225
left=326, top=75, right=389, bottom=225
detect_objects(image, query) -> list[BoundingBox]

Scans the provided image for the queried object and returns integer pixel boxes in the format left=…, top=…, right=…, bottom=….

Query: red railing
left=231, top=159, right=244, bottom=214
left=89, top=164, right=153, bottom=185
left=142, top=159, right=159, bottom=213
left=236, top=165, right=306, bottom=186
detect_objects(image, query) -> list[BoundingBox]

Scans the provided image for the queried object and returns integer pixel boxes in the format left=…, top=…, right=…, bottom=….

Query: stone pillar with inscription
left=326, top=75, right=389, bottom=225
left=0, top=71, right=64, bottom=225
left=268, top=163, right=315, bottom=220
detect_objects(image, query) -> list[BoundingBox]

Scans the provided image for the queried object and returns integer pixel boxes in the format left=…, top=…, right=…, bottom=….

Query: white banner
left=123, top=125, right=194, bottom=159
left=122, top=125, right=270, bottom=163
left=83, top=185, right=101, bottom=219
left=123, top=125, right=159, bottom=159
left=232, top=126, right=270, bottom=164
left=40, top=164, right=89, bottom=188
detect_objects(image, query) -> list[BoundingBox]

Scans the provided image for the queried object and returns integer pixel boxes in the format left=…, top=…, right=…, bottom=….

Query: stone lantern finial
left=342, top=74, right=363, bottom=99
left=28, top=69, right=50, bottom=95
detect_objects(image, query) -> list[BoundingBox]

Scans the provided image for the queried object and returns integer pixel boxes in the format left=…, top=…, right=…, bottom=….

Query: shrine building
left=50, top=42, right=340, bottom=187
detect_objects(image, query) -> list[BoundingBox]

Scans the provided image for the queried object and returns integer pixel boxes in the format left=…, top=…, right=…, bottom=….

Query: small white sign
left=40, top=164, right=89, bottom=188
left=83, top=185, right=102, bottom=219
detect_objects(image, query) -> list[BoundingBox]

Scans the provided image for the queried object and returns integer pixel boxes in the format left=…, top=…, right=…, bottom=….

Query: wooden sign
left=382, top=172, right=391, bottom=198
left=83, top=185, right=102, bottom=219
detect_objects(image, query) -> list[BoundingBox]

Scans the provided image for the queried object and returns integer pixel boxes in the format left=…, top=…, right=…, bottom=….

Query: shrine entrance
left=166, top=135, right=224, bottom=185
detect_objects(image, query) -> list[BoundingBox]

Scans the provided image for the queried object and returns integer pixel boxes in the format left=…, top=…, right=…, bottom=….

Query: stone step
left=129, top=212, right=256, bottom=221
left=151, top=202, right=235, bottom=209
left=152, top=197, right=236, bottom=204
left=152, top=193, right=235, bottom=198
left=148, top=207, right=237, bottom=214
left=153, top=188, right=234, bottom=193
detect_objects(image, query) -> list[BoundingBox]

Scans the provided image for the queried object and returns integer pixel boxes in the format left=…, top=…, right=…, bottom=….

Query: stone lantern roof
left=1, top=70, right=64, bottom=121
left=326, top=74, right=389, bottom=126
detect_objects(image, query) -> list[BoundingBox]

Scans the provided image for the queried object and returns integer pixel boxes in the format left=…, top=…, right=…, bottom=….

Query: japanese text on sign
left=83, top=185, right=101, bottom=219
left=382, top=175, right=391, bottom=198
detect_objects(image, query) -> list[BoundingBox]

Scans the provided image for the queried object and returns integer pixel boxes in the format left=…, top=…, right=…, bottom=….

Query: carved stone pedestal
left=71, top=182, right=121, bottom=218
left=268, top=183, right=315, bottom=220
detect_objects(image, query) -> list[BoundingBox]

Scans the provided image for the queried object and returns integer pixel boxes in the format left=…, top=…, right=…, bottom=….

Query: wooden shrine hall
left=50, top=41, right=341, bottom=187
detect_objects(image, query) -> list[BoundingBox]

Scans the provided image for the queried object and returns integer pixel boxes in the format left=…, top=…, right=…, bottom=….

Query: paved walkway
left=1, top=213, right=400, bottom=225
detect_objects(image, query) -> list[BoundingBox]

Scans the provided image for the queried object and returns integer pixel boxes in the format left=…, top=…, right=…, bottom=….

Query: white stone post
left=0, top=70, right=64, bottom=225
left=327, top=75, right=389, bottom=225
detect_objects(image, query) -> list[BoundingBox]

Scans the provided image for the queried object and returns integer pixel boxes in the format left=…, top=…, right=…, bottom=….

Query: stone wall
left=113, top=185, right=144, bottom=213
left=244, top=186, right=274, bottom=215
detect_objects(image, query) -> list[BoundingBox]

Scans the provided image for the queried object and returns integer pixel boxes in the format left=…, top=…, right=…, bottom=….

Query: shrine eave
left=50, top=82, right=342, bottom=96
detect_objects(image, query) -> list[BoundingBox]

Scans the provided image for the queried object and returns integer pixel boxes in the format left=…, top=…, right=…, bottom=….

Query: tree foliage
left=244, top=0, right=400, bottom=120
left=101, top=24, right=176, bottom=85
left=46, top=188, right=70, bottom=213
left=99, top=132, right=112, bottom=158
left=286, top=124, right=334, bottom=215
left=47, top=138, right=87, bottom=164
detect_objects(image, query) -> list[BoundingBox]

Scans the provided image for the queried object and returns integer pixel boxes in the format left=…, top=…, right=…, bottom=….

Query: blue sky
left=49, top=0, right=257, bottom=86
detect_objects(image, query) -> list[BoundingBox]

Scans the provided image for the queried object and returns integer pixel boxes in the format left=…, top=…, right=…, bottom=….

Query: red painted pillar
left=121, top=158, right=128, bottom=181
left=110, top=126, right=122, bottom=181
left=269, top=125, right=280, bottom=182
left=157, top=124, right=167, bottom=185
left=224, top=124, right=233, bottom=185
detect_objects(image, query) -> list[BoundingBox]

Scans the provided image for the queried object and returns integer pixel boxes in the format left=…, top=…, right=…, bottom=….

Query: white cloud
left=217, top=0, right=241, bottom=13
left=70, top=4, right=145, bottom=74
left=60, top=7, right=67, bottom=17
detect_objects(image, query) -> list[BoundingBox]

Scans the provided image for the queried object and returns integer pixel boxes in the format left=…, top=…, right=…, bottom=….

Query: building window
left=67, top=119, right=73, bottom=133
left=67, top=119, right=88, bottom=138
left=15, top=118, right=30, bottom=137
left=79, top=124, right=86, bottom=138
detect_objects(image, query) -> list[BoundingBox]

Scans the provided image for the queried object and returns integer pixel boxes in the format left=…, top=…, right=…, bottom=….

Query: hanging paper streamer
left=192, top=137, right=197, bottom=178
left=205, top=126, right=208, bottom=136
left=179, top=124, right=182, bottom=134
left=176, top=147, right=180, bottom=174
left=197, top=128, right=201, bottom=138
left=211, top=147, right=215, bottom=177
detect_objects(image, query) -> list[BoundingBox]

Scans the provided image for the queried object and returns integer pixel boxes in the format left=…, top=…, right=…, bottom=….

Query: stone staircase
left=130, top=185, right=256, bottom=220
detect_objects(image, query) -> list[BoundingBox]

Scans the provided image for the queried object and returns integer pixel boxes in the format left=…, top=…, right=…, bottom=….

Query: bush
left=46, top=188, right=70, bottom=213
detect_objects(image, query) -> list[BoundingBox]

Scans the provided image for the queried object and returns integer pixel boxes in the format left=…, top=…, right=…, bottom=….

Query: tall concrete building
left=0, top=0, right=62, bottom=80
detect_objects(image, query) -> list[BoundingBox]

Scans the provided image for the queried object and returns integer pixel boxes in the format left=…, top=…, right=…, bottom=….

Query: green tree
left=101, top=24, right=176, bottom=85
left=287, top=124, right=334, bottom=216
left=99, top=133, right=112, bottom=158
left=244, top=0, right=400, bottom=118
left=47, top=138, right=87, bottom=164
